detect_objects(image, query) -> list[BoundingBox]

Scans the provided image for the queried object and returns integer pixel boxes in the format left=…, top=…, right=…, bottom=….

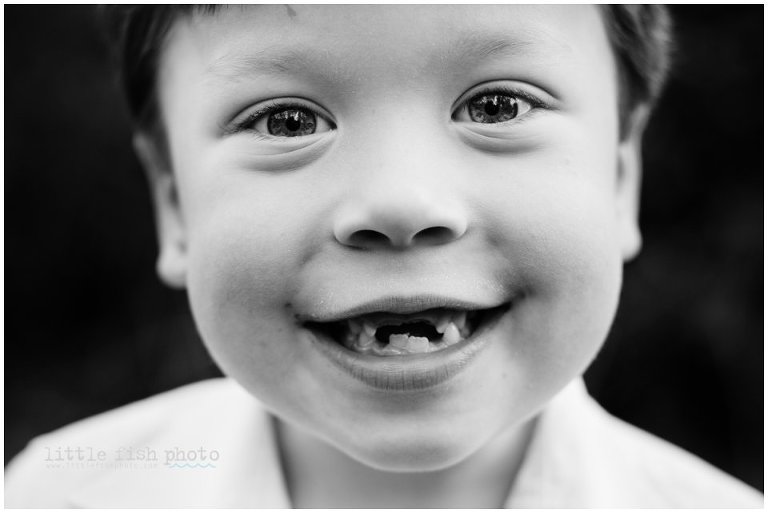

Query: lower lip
left=304, top=305, right=511, bottom=392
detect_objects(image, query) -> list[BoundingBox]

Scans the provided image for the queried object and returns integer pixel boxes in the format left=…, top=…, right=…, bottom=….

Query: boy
left=4, top=5, right=762, bottom=508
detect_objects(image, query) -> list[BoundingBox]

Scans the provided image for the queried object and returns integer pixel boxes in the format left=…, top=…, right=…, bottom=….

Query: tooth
left=348, top=319, right=362, bottom=335
left=379, top=345, right=407, bottom=356
left=453, top=311, right=467, bottom=331
left=357, top=330, right=374, bottom=348
left=363, top=322, right=376, bottom=337
left=429, top=341, right=447, bottom=353
left=443, top=323, right=461, bottom=346
left=405, top=336, right=429, bottom=354
left=389, top=334, right=409, bottom=349
left=352, top=343, right=373, bottom=355
left=436, top=314, right=451, bottom=334
left=345, top=331, right=357, bottom=348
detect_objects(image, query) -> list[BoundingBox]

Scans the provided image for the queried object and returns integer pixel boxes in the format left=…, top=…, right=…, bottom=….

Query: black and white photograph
left=4, top=4, right=763, bottom=508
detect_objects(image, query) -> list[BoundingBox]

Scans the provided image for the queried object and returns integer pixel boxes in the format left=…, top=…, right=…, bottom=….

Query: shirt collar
left=69, top=383, right=291, bottom=508
left=70, top=378, right=598, bottom=508
left=505, top=378, right=628, bottom=508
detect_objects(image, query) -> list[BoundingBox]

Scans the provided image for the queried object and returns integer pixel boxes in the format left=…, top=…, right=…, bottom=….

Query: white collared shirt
left=5, top=378, right=762, bottom=508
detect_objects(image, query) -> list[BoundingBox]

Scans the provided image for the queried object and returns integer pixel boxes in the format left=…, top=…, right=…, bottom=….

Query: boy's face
left=144, top=5, right=643, bottom=470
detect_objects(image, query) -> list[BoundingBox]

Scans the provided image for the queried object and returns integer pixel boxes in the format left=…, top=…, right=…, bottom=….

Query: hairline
left=124, top=5, right=669, bottom=144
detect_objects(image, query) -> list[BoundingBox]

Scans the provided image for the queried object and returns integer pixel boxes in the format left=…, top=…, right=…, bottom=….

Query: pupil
left=484, top=99, right=501, bottom=116
left=285, top=113, right=301, bottom=132
left=466, top=94, right=519, bottom=124
left=268, top=108, right=318, bottom=137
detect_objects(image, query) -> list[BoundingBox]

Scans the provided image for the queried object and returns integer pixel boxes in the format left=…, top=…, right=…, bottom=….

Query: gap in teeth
left=343, top=309, right=476, bottom=354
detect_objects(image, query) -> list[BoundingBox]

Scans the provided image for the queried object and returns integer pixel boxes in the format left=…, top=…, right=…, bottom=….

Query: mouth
left=304, top=303, right=510, bottom=357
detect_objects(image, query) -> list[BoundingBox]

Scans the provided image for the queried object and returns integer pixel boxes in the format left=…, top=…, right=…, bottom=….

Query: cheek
left=480, top=166, right=625, bottom=379
left=179, top=163, right=324, bottom=323
left=518, top=184, right=623, bottom=300
left=183, top=201, right=308, bottom=382
left=190, top=209, right=296, bottom=309
left=475, top=142, right=623, bottom=299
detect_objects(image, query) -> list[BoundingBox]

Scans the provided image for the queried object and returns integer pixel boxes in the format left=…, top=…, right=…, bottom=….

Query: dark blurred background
left=4, top=5, right=763, bottom=491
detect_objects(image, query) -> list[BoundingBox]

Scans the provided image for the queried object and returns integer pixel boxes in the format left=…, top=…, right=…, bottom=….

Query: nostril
left=347, top=229, right=392, bottom=248
left=413, top=226, right=456, bottom=245
left=345, top=226, right=461, bottom=249
left=334, top=203, right=468, bottom=249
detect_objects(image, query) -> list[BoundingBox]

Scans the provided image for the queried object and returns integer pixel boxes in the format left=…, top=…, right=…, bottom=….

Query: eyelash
left=452, top=85, right=549, bottom=122
left=226, top=100, right=335, bottom=139
left=226, top=86, right=549, bottom=137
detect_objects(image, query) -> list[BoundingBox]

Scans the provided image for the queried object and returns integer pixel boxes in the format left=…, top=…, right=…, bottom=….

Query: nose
left=332, top=103, right=469, bottom=250
left=333, top=187, right=468, bottom=250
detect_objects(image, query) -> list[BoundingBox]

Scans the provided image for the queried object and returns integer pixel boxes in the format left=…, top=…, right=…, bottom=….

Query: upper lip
left=296, top=294, right=502, bottom=323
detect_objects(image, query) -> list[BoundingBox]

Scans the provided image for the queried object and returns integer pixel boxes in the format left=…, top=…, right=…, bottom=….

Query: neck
left=275, top=417, right=536, bottom=508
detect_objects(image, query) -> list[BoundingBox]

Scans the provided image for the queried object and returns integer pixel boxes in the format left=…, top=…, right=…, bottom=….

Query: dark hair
left=602, top=5, right=673, bottom=128
left=101, top=5, right=673, bottom=135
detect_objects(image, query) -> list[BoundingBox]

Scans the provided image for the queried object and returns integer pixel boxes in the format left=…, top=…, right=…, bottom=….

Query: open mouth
left=304, top=303, right=510, bottom=356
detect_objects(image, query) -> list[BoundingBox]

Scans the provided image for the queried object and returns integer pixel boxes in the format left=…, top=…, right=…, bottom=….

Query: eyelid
left=223, top=97, right=336, bottom=136
left=451, top=81, right=554, bottom=121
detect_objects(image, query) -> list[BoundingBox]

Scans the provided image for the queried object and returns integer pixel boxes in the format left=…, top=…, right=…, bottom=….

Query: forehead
left=161, top=5, right=614, bottom=96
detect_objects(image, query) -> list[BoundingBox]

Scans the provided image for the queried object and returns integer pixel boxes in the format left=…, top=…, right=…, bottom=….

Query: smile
left=300, top=297, right=513, bottom=391
left=304, top=305, right=508, bottom=356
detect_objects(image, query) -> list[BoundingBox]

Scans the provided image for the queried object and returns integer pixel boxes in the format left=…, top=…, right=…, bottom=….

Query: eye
left=231, top=101, right=335, bottom=138
left=262, top=107, right=321, bottom=137
left=453, top=89, right=538, bottom=124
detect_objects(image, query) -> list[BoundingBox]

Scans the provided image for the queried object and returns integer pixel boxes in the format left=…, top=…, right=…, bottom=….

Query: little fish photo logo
left=43, top=445, right=158, bottom=470
left=163, top=446, right=219, bottom=469
left=41, top=445, right=219, bottom=470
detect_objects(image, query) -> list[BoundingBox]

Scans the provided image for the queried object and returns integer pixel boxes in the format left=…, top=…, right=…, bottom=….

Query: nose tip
left=334, top=205, right=467, bottom=250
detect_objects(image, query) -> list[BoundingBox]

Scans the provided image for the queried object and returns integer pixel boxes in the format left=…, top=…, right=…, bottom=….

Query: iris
left=468, top=94, right=519, bottom=123
left=268, top=108, right=317, bottom=136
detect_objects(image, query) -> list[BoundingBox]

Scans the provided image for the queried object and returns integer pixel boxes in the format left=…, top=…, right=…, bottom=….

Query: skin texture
left=135, top=5, right=647, bottom=507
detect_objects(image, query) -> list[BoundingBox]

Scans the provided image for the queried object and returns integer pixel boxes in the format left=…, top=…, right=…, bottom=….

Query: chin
left=337, top=429, right=482, bottom=473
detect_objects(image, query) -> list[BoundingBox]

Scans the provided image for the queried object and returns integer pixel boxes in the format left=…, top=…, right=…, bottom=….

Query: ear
left=133, top=133, right=187, bottom=289
left=615, top=105, right=650, bottom=262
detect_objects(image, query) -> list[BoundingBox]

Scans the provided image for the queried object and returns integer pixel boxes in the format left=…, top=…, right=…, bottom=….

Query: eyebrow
left=445, top=32, right=537, bottom=64
left=204, top=31, right=549, bottom=85
left=206, top=45, right=340, bottom=83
